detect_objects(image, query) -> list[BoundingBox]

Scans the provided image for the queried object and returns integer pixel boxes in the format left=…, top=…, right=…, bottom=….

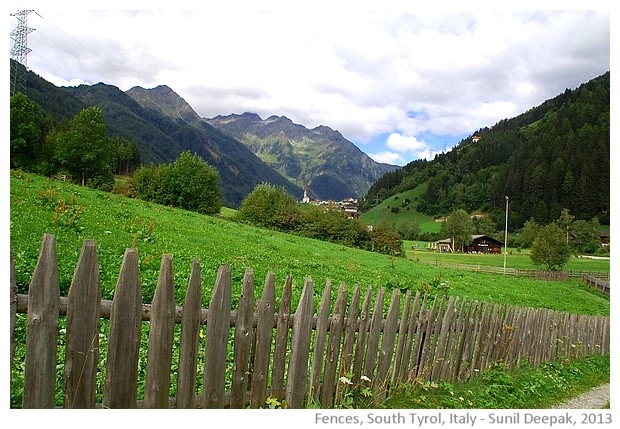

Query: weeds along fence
left=10, top=234, right=610, bottom=409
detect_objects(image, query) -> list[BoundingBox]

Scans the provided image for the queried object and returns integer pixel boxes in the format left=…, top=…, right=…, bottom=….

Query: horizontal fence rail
left=581, top=274, right=610, bottom=295
left=10, top=234, right=610, bottom=409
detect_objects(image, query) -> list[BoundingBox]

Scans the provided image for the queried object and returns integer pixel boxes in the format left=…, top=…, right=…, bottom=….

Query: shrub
left=237, top=183, right=299, bottom=230
left=133, top=152, right=221, bottom=215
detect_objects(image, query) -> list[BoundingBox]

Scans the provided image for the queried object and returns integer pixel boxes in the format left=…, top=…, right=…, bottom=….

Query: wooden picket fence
left=10, top=234, right=610, bottom=409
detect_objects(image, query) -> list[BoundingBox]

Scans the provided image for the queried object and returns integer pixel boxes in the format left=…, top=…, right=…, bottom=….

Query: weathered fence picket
left=64, top=239, right=100, bottom=409
left=203, top=265, right=232, bottom=409
left=10, top=235, right=610, bottom=409
left=249, top=271, right=275, bottom=408
left=176, top=258, right=202, bottom=409
left=144, top=254, right=175, bottom=408
left=285, top=278, right=314, bottom=408
left=23, top=234, right=60, bottom=409
left=230, top=268, right=255, bottom=409
left=103, top=248, right=142, bottom=409
left=270, top=275, right=292, bottom=401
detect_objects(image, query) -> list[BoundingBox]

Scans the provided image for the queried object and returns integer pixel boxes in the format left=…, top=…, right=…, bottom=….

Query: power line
left=27, top=11, right=134, bottom=89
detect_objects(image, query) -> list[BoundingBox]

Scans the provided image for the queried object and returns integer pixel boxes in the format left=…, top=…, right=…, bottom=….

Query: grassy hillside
left=9, top=171, right=609, bottom=316
left=361, top=184, right=441, bottom=233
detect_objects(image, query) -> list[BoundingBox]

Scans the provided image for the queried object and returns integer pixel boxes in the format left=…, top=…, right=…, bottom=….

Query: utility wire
left=30, top=11, right=134, bottom=88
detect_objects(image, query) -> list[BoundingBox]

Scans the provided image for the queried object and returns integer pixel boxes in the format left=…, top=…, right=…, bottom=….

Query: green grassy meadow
left=405, top=241, right=611, bottom=272
left=361, top=184, right=441, bottom=233
left=9, top=171, right=609, bottom=316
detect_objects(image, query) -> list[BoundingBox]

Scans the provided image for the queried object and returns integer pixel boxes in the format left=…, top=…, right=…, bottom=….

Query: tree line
left=236, top=183, right=404, bottom=256
left=10, top=92, right=140, bottom=190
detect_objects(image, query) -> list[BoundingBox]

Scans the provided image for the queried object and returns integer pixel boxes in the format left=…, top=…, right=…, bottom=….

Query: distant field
left=404, top=240, right=611, bottom=272
left=9, top=172, right=609, bottom=316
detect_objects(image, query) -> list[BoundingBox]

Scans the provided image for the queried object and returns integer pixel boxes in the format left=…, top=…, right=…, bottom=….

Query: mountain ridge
left=127, top=83, right=398, bottom=200
left=15, top=62, right=302, bottom=208
left=205, top=112, right=398, bottom=200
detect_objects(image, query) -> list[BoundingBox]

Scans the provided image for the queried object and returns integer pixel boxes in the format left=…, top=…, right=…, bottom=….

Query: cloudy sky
left=9, top=1, right=611, bottom=166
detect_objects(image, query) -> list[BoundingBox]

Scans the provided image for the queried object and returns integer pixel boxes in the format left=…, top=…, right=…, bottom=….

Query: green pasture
left=362, top=184, right=441, bottom=233
left=404, top=241, right=611, bottom=272
left=9, top=171, right=609, bottom=316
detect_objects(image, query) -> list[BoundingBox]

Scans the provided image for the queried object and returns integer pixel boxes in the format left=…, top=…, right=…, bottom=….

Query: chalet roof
left=435, top=235, right=503, bottom=246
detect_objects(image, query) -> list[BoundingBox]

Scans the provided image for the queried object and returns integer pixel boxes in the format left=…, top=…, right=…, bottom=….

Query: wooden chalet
left=431, top=235, right=503, bottom=254
left=466, top=235, right=503, bottom=254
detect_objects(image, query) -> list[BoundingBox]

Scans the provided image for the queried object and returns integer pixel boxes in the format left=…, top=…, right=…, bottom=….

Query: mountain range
left=127, top=85, right=398, bottom=201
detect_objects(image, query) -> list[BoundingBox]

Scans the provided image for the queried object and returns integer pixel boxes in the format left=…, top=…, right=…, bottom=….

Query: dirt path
left=552, top=384, right=610, bottom=409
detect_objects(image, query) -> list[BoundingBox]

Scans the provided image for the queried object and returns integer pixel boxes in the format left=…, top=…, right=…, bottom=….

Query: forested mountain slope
left=14, top=61, right=302, bottom=207
left=362, top=72, right=610, bottom=229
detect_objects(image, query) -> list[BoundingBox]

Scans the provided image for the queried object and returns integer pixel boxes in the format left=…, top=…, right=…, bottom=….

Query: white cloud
left=386, top=133, right=428, bottom=153
left=15, top=3, right=610, bottom=165
left=369, top=151, right=405, bottom=165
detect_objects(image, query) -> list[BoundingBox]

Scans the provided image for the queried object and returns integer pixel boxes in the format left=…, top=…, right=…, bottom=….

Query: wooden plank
left=399, top=291, right=421, bottom=382
left=391, top=290, right=411, bottom=386
left=449, top=298, right=471, bottom=380
left=230, top=268, right=255, bottom=408
left=64, top=240, right=101, bottom=409
left=431, top=295, right=456, bottom=380
left=144, top=254, right=176, bottom=408
left=441, top=297, right=466, bottom=381
left=271, top=275, right=293, bottom=401
left=351, top=286, right=372, bottom=387
left=249, top=271, right=275, bottom=408
left=103, top=247, right=142, bottom=409
left=23, top=233, right=60, bottom=409
left=320, top=282, right=348, bottom=408
left=419, top=295, right=443, bottom=381
left=176, top=259, right=202, bottom=409
left=309, top=279, right=332, bottom=404
left=459, top=300, right=480, bottom=380
left=363, top=287, right=385, bottom=382
left=285, top=277, right=314, bottom=409
left=203, top=265, right=232, bottom=409
left=408, top=293, right=430, bottom=382
left=373, top=288, right=400, bottom=404
left=335, top=284, right=360, bottom=405
left=470, top=302, right=489, bottom=378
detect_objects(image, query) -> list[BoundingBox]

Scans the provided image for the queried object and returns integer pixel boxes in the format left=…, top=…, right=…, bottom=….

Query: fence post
left=144, top=254, right=176, bottom=408
left=335, top=284, right=361, bottom=405
left=249, top=271, right=275, bottom=408
left=320, top=281, right=348, bottom=407
left=230, top=268, right=255, bottom=408
left=351, top=286, right=372, bottom=388
left=103, top=248, right=142, bottom=409
left=286, top=277, right=314, bottom=409
left=64, top=239, right=101, bottom=409
left=23, top=233, right=60, bottom=409
left=271, top=275, right=293, bottom=401
left=363, top=288, right=385, bottom=383
left=309, top=279, right=333, bottom=404
left=373, top=288, right=401, bottom=404
left=203, top=264, right=232, bottom=409
left=391, top=289, right=412, bottom=387
left=176, top=259, right=202, bottom=409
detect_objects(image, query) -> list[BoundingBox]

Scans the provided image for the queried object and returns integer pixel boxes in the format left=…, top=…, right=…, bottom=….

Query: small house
left=466, top=235, right=503, bottom=254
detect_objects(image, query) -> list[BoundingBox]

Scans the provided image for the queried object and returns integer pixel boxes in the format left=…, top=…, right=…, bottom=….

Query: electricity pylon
left=10, top=10, right=35, bottom=95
